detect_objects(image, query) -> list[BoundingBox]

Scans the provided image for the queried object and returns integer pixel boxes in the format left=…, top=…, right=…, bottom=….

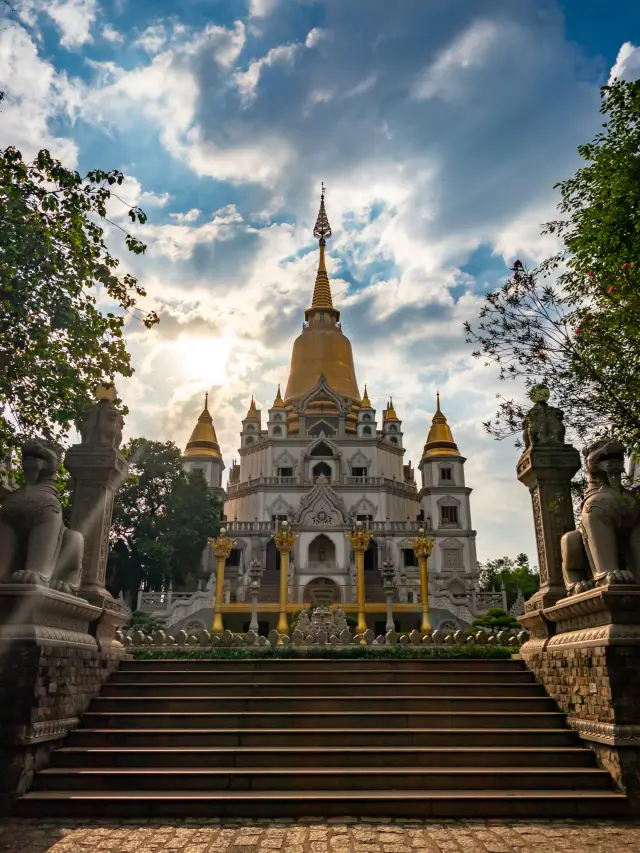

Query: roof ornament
left=313, top=182, right=332, bottom=244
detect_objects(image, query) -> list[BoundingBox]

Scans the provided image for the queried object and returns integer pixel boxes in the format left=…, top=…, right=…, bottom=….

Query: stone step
left=118, top=659, right=526, bottom=673
left=53, top=745, right=595, bottom=769
left=15, top=789, right=629, bottom=819
left=90, top=695, right=556, bottom=713
left=66, top=727, right=581, bottom=749
left=112, top=668, right=535, bottom=684
left=80, top=710, right=567, bottom=730
left=34, top=766, right=615, bottom=793
left=102, top=681, right=545, bottom=698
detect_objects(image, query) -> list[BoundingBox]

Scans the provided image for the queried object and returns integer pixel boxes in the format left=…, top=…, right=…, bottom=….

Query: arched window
left=273, top=426, right=282, bottom=436
left=245, top=436, right=254, bottom=446
left=362, top=413, right=372, bottom=422
left=274, top=414, right=282, bottom=422
left=362, top=426, right=372, bottom=436
left=389, top=436, right=398, bottom=445
left=246, top=424, right=255, bottom=432
left=312, top=461, right=332, bottom=481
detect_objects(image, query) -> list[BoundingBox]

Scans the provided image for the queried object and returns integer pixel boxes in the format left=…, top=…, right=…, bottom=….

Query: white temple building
left=138, top=192, right=506, bottom=634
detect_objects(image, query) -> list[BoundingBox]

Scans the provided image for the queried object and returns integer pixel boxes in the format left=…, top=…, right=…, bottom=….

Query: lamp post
left=409, top=527, right=435, bottom=632
left=381, top=559, right=397, bottom=633
left=209, top=527, right=236, bottom=632
left=273, top=521, right=296, bottom=634
left=346, top=521, right=372, bottom=635
left=248, top=559, right=262, bottom=633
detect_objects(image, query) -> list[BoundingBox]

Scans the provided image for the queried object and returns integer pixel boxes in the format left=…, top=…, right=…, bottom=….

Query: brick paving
left=1, top=818, right=640, bottom=853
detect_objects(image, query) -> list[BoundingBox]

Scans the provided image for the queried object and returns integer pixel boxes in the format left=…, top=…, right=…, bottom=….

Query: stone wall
left=0, top=640, right=122, bottom=806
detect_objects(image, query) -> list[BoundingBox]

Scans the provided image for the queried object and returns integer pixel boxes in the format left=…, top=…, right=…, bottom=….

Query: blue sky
left=1, top=0, right=640, bottom=562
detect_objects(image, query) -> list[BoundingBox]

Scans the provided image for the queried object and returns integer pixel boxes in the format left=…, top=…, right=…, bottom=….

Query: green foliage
left=127, top=611, right=167, bottom=633
left=106, top=438, right=222, bottom=599
left=132, top=644, right=514, bottom=661
left=471, top=608, right=520, bottom=631
left=478, top=553, right=539, bottom=608
left=0, top=146, right=158, bottom=458
left=466, top=80, right=640, bottom=455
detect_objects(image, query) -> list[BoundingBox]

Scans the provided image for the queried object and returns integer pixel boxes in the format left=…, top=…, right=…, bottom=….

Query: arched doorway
left=303, top=577, right=342, bottom=606
left=265, top=539, right=281, bottom=573
left=364, top=537, right=378, bottom=572
left=308, top=534, right=336, bottom=570
left=312, top=461, right=332, bottom=482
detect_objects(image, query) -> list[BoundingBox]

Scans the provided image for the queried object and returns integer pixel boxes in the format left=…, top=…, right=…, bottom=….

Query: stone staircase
left=15, top=658, right=628, bottom=818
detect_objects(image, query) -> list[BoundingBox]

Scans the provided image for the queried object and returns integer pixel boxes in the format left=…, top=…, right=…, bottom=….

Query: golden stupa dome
left=423, top=393, right=459, bottom=458
left=184, top=393, right=222, bottom=459
left=245, top=395, right=259, bottom=419
left=284, top=186, right=361, bottom=406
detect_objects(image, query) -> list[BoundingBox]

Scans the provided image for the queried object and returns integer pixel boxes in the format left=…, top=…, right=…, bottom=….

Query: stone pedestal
left=64, top=443, right=129, bottom=650
left=517, top=444, right=581, bottom=648
left=0, top=584, right=123, bottom=809
left=522, top=584, right=640, bottom=808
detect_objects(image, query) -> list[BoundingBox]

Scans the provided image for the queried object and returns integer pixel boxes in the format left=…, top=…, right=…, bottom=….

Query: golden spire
left=386, top=397, right=399, bottom=420
left=272, top=384, right=286, bottom=409
left=306, top=183, right=339, bottom=321
left=184, top=392, right=222, bottom=459
left=361, top=384, right=371, bottom=408
left=245, top=395, right=259, bottom=419
left=423, top=392, right=459, bottom=458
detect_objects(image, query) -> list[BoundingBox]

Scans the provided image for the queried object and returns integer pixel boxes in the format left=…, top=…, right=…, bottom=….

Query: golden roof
left=271, top=385, right=286, bottom=410
left=423, top=392, right=460, bottom=458
left=386, top=397, right=399, bottom=421
left=284, top=186, right=360, bottom=406
left=245, top=395, right=259, bottom=419
left=184, top=393, right=222, bottom=459
left=361, top=385, right=371, bottom=408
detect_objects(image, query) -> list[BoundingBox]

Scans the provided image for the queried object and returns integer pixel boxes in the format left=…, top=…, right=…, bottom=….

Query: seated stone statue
left=0, top=439, right=84, bottom=594
left=522, top=385, right=566, bottom=448
left=561, top=438, right=639, bottom=595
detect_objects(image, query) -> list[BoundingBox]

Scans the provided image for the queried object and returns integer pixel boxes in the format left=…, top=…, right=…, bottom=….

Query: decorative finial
left=313, top=183, right=332, bottom=244
left=205, top=391, right=209, bottom=410
left=436, top=391, right=441, bottom=413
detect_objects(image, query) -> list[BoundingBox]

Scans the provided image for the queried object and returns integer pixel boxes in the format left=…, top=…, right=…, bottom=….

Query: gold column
left=273, top=521, right=296, bottom=634
left=209, top=528, right=235, bottom=632
left=409, top=527, right=435, bottom=633
left=346, top=522, right=372, bottom=635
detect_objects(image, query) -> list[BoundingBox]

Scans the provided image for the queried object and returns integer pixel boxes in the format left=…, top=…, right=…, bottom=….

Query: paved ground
left=1, top=818, right=640, bottom=853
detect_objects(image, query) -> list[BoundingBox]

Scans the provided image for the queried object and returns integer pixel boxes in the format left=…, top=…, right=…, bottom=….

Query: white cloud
left=412, top=19, right=509, bottom=102
left=135, top=23, right=168, bottom=54
left=103, top=24, right=125, bottom=45
left=609, top=42, right=640, bottom=83
left=169, top=208, right=201, bottom=223
left=0, top=24, right=80, bottom=162
left=47, top=0, right=98, bottom=48
left=249, top=0, right=279, bottom=17
left=235, top=31, right=326, bottom=102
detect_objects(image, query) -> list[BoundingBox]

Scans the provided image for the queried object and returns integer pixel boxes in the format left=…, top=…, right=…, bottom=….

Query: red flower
left=622, top=263, right=631, bottom=270
left=587, top=270, right=594, bottom=277
left=513, top=259, right=523, bottom=267
left=609, top=285, right=616, bottom=294
left=575, top=328, right=580, bottom=335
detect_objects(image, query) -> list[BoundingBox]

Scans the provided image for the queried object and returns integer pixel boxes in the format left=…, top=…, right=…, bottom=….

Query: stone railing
left=226, top=475, right=417, bottom=497
left=118, top=626, right=529, bottom=650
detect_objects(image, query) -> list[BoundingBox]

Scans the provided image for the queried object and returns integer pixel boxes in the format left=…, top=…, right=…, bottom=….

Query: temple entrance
left=364, top=537, right=378, bottom=572
left=265, top=540, right=281, bottom=573
left=312, top=461, right=332, bottom=482
left=308, top=534, right=336, bottom=571
left=303, top=577, right=341, bottom=606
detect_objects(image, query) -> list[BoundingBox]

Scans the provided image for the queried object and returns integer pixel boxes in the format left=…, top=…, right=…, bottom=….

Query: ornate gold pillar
left=209, top=528, right=235, bottom=632
left=410, top=528, right=435, bottom=632
left=346, top=522, right=372, bottom=634
left=273, top=522, right=296, bottom=634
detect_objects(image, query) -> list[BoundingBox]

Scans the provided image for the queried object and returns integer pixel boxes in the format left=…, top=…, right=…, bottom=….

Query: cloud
left=609, top=42, right=640, bottom=83
left=135, top=23, right=168, bottom=54
left=103, top=24, right=125, bottom=44
left=249, top=0, right=279, bottom=17
left=169, top=208, right=201, bottom=223
left=45, top=0, right=98, bottom=48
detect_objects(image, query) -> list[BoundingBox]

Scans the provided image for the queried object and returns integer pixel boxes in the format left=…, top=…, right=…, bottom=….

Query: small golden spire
left=306, top=184, right=339, bottom=320
left=272, top=384, right=286, bottom=410
left=386, top=397, right=399, bottom=421
left=184, top=393, right=221, bottom=459
left=361, top=384, right=371, bottom=408
left=423, top=392, right=459, bottom=458
left=246, top=395, right=259, bottom=419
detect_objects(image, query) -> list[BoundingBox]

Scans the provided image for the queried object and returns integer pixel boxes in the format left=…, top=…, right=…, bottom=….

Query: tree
left=106, top=439, right=222, bottom=602
left=465, top=79, right=640, bottom=456
left=478, top=553, right=539, bottom=609
left=471, top=608, right=520, bottom=632
left=0, top=146, right=158, bottom=458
